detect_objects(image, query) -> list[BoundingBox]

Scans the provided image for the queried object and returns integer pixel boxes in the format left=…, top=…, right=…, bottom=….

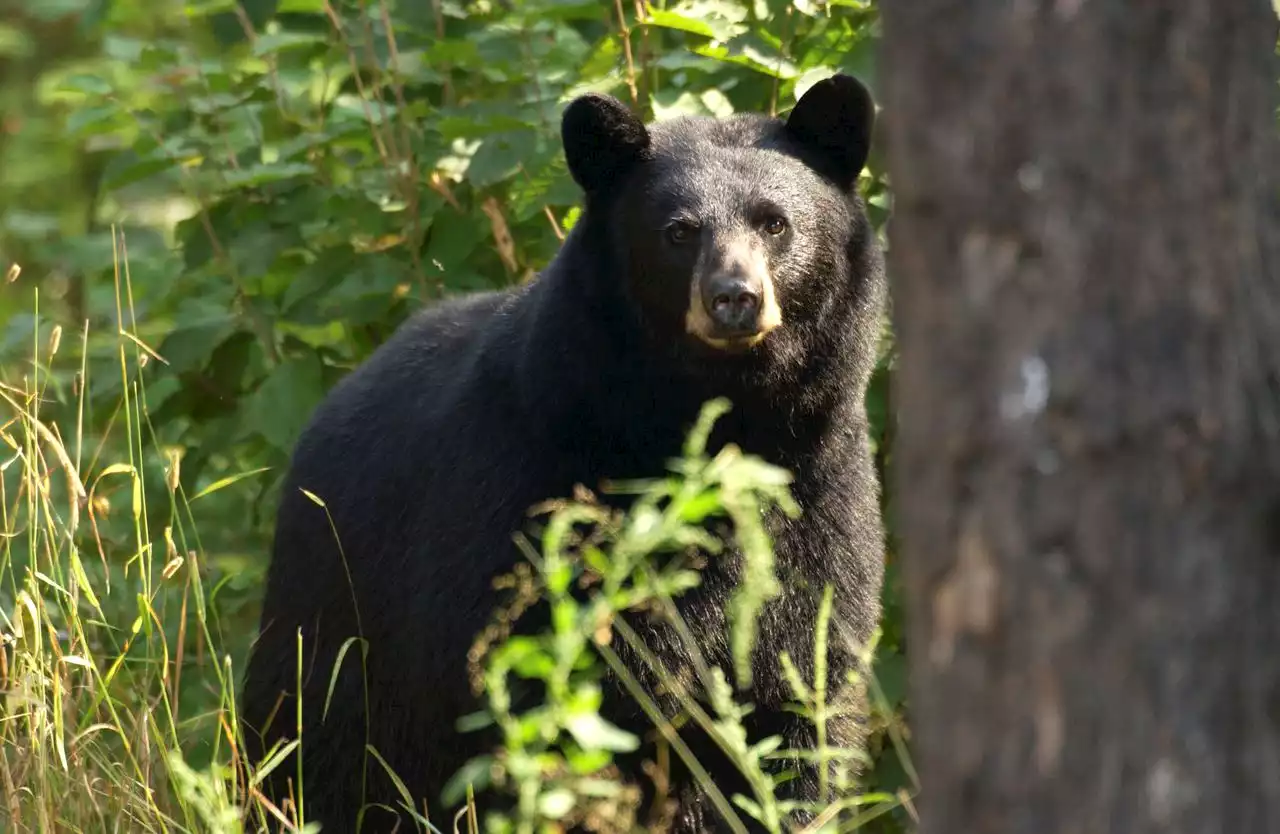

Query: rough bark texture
left=881, top=3, right=1280, bottom=832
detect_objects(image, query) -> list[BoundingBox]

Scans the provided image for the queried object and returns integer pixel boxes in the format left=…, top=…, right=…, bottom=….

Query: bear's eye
left=763, top=216, right=788, bottom=236
left=666, top=221, right=697, bottom=244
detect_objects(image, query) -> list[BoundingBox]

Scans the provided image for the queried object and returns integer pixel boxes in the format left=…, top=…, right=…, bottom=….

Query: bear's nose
left=702, top=274, right=763, bottom=333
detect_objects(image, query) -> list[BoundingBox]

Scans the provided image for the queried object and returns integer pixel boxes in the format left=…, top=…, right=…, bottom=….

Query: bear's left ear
left=561, top=93, right=651, bottom=196
left=785, top=73, right=875, bottom=190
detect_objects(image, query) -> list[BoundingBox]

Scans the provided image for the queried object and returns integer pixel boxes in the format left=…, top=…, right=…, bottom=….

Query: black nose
left=702, top=275, right=762, bottom=333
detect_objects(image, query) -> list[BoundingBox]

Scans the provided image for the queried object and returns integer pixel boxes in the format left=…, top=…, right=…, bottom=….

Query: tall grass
left=0, top=241, right=262, bottom=832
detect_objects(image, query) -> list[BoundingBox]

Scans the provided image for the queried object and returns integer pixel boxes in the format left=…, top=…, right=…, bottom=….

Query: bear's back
left=264, top=282, right=588, bottom=634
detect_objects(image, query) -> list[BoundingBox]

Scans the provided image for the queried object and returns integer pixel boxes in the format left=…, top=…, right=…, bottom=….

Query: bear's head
left=561, top=74, right=884, bottom=391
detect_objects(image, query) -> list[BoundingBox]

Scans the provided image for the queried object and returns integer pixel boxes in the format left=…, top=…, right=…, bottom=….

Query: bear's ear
left=784, top=73, right=875, bottom=190
left=561, top=93, right=650, bottom=196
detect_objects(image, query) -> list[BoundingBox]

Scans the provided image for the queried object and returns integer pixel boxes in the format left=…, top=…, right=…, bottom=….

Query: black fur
left=240, top=74, right=886, bottom=833
left=562, top=92, right=652, bottom=196
left=784, top=74, right=875, bottom=190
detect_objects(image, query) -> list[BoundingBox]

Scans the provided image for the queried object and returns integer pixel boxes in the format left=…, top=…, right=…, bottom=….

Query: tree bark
left=880, top=3, right=1280, bottom=832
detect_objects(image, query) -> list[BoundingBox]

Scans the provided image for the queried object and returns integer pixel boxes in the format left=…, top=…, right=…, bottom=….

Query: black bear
left=240, top=73, right=886, bottom=833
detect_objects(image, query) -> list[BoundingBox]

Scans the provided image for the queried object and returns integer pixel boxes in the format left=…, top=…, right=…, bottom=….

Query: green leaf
left=695, top=33, right=800, bottom=79
left=652, top=90, right=709, bottom=120
left=539, top=789, right=576, bottom=819
left=221, top=162, right=317, bottom=189
left=873, top=649, right=908, bottom=709
left=249, top=739, right=300, bottom=786
left=507, top=155, right=579, bottom=221
left=281, top=245, right=357, bottom=314
left=441, top=755, right=495, bottom=807
left=563, top=712, right=639, bottom=753
left=58, top=73, right=112, bottom=96
left=252, top=30, right=327, bottom=56
left=0, top=24, right=33, bottom=58
left=652, top=87, right=736, bottom=120
left=423, top=209, right=485, bottom=277
left=190, top=467, right=272, bottom=502
left=66, top=104, right=123, bottom=136
left=69, top=548, right=103, bottom=615
left=246, top=355, right=327, bottom=453
left=158, top=316, right=238, bottom=375
left=468, top=130, right=539, bottom=189
left=644, top=2, right=748, bottom=41
left=644, top=8, right=717, bottom=38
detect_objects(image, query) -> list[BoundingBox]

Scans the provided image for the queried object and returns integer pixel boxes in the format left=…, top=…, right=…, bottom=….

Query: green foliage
left=3, top=0, right=891, bottom=576
left=0, top=0, right=909, bottom=830
left=454, top=400, right=907, bottom=833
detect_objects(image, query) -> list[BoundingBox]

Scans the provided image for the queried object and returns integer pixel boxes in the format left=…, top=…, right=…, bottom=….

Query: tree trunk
left=880, top=3, right=1280, bottom=832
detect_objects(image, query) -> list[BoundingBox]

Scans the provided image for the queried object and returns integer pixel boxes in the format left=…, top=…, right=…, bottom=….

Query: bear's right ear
left=561, top=93, right=650, bottom=196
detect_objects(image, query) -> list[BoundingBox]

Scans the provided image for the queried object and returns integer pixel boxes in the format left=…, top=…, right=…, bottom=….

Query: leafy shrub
left=453, top=399, right=910, bottom=833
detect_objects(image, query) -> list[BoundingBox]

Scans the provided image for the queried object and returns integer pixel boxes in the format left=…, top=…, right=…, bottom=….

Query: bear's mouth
left=683, top=276, right=782, bottom=353
left=688, top=330, right=772, bottom=354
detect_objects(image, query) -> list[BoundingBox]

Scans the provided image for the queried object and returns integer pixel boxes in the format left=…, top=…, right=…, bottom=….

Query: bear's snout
left=685, top=245, right=782, bottom=350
